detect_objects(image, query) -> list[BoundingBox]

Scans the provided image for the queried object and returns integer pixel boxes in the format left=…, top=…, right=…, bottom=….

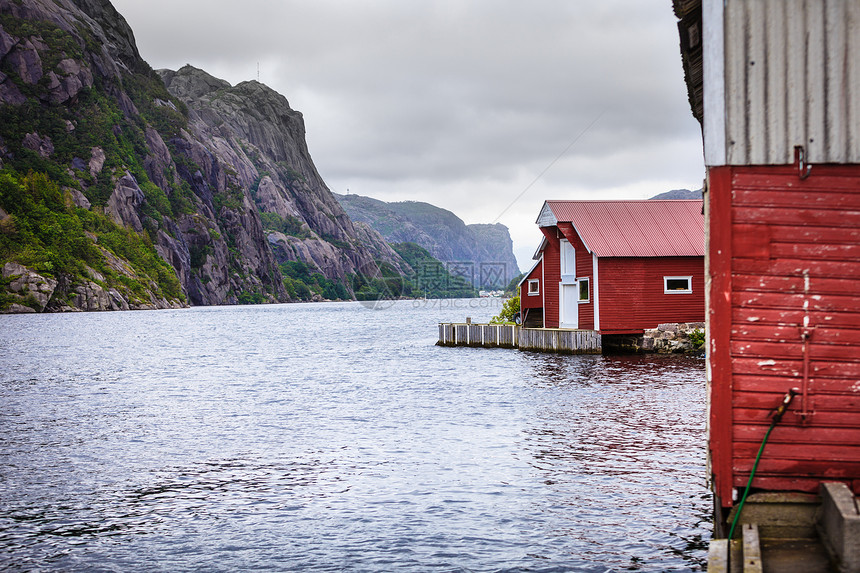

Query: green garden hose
left=726, top=389, right=797, bottom=547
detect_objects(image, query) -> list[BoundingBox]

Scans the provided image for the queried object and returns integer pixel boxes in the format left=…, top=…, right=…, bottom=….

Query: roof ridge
left=545, top=199, right=702, bottom=203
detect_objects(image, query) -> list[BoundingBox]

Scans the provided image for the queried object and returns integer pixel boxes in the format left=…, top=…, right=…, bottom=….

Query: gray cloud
left=112, top=0, right=704, bottom=269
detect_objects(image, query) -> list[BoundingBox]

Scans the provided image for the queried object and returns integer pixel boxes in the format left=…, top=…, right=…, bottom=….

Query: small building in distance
left=518, top=199, right=705, bottom=334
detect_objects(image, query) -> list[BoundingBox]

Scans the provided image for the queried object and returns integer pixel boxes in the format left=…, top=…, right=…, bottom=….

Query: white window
left=527, top=279, right=540, bottom=295
left=664, top=276, right=692, bottom=294
left=577, top=278, right=590, bottom=302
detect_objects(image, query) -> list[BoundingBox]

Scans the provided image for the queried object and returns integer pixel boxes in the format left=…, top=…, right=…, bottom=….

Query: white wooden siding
left=705, top=0, right=860, bottom=166
left=536, top=202, right=557, bottom=227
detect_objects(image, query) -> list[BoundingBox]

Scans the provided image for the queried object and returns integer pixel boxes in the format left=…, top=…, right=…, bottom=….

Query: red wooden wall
left=708, top=164, right=860, bottom=508
left=520, top=259, right=543, bottom=310
left=540, top=227, right=561, bottom=328
left=598, top=256, right=705, bottom=334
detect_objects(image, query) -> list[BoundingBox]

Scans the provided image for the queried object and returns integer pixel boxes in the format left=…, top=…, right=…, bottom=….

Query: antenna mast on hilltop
left=257, top=62, right=260, bottom=82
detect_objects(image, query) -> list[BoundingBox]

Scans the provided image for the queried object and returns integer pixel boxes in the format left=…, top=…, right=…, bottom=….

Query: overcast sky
left=111, top=0, right=705, bottom=271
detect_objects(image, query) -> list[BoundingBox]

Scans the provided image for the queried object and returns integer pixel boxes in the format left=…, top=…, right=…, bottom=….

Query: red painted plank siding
left=540, top=227, right=561, bottom=328
left=708, top=164, right=860, bottom=508
left=520, top=259, right=543, bottom=310
left=597, top=256, right=705, bottom=333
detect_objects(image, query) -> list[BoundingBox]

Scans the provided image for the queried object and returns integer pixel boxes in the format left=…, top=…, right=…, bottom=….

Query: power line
left=492, top=109, right=606, bottom=224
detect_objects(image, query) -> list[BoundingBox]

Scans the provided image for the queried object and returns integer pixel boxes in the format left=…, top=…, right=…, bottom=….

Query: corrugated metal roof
left=543, top=200, right=704, bottom=257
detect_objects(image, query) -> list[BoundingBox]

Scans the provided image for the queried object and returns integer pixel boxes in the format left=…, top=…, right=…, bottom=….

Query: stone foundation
left=642, top=322, right=705, bottom=353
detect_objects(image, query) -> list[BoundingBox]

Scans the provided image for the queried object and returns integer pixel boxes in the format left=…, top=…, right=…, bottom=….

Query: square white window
left=664, top=276, right=692, bottom=294
left=527, top=279, right=540, bottom=295
left=578, top=278, right=590, bottom=302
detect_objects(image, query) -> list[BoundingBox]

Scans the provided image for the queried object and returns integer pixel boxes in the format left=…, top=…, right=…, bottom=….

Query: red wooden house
left=518, top=200, right=705, bottom=333
left=676, top=0, right=860, bottom=528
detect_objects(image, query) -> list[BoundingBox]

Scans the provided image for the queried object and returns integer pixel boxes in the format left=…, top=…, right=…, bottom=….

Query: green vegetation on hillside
left=351, top=260, right=409, bottom=301
left=393, top=242, right=477, bottom=298
left=259, top=212, right=311, bottom=239
left=279, top=259, right=349, bottom=301
left=0, top=170, right=184, bottom=308
left=0, top=13, right=197, bottom=307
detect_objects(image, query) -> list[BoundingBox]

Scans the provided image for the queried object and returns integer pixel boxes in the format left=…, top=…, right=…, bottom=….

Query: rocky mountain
left=0, top=0, right=404, bottom=312
left=649, top=188, right=703, bottom=200
left=335, top=193, right=520, bottom=289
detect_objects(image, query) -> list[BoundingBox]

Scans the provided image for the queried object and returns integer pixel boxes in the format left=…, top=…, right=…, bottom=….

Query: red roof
left=539, top=200, right=704, bottom=257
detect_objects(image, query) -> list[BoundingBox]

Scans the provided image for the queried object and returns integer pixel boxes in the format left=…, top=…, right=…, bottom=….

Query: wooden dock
left=437, top=323, right=601, bottom=354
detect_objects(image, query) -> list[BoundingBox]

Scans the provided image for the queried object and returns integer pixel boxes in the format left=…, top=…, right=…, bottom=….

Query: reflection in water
left=522, top=352, right=710, bottom=570
left=0, top=303, right=710, bottom=571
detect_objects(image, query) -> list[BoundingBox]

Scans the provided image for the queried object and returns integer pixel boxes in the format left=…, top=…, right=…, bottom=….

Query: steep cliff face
left=336, top=193, right=520, bottom=289
left=159, top=66, right=407, bottom=285
left=0, top=0, right=403, bottom=312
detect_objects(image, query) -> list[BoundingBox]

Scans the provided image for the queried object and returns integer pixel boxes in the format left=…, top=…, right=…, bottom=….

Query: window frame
left=527, top=279, right=540, bottom=296
left=664, top=276, right=693, bottom=294
left=577, top=277, right=590, bottom=302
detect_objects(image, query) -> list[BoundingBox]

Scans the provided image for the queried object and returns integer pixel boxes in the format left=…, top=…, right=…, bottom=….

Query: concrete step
left=819, top=482, right=860, bottom=573
left=707, top=482, right=858, bottom=572
left=707, top=528, right=833, bottom=572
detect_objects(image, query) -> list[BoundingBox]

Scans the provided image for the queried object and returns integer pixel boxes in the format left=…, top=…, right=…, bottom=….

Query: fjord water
left=0, top=300, right=710, bottom=571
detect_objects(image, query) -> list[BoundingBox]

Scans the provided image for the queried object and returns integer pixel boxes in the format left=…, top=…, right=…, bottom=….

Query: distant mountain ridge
left=335, top=193, right=520, bottom=289
left=649, top=188, right=703, bottom=200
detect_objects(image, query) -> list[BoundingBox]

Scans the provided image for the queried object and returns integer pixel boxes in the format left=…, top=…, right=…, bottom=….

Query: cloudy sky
left=111, top=0, right=705, bottom=271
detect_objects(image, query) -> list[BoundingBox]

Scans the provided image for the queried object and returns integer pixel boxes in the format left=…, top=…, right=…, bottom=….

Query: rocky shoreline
left=2, top=261, right=186, bottom=313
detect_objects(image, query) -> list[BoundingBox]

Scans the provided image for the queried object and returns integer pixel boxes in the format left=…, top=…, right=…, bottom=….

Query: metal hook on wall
left=794, top=145, right=812, bottom=180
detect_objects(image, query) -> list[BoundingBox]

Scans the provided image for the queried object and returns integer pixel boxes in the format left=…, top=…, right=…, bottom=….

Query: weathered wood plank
left=732, top=394, right=860, bottom=414
left=733, top=476, right=858, bottom=495
left=732, top=292, right=860, bottom=313
left=769, top=242, right=860, bottom=262
left=732, top=188, right=860, bottom=210
left=733, top=374, right=860, bottom=394
left=730, top=340, right=860, bottom=360
left=732, top=323, right=860, bottom=344
left=733, top=307, right=860, bottom=329
left=732, top=258, right=860, bottom=280
left=730, top=357, right=860, bottom=380
left=734, top=408, right=860, bottom=427
left=732, top=274, right=860, bottom=296
left=734, top=425, right=860, bottom=445
left=734, top=442, right=860, bottom=463
left=732, top=206, right=860, bottom=228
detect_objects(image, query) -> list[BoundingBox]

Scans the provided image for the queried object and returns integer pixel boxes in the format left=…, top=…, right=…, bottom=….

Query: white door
left=560, top=239, right=576, bottom=282
left=559, top=239, right=578, bottom=328
left=560, top=284, right=579, bottom=329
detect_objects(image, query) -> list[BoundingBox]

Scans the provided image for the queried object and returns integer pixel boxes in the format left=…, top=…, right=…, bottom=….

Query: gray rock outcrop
left=2, top=262, right=57, bottom=312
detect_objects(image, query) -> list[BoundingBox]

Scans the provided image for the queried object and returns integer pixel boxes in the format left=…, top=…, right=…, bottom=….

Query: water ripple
left=0, top=301, right=709, bottom=571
